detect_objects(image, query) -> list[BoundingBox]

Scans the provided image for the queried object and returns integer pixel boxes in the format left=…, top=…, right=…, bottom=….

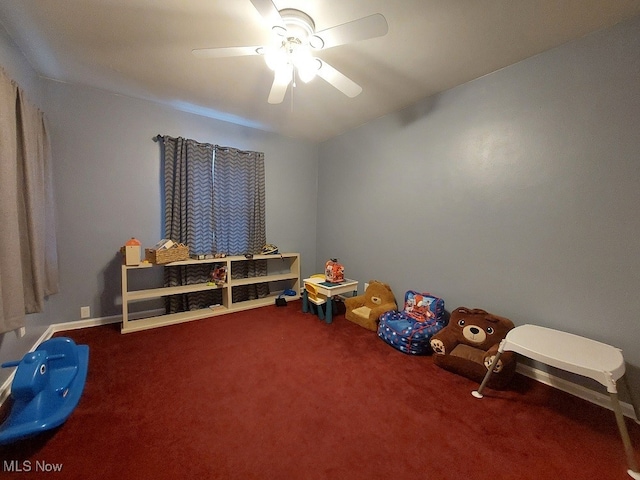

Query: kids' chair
left=378, top=290, right=446, bottom=354
left=345, top=281, right=397, bottom=331
left=305, top=282, right=328, bottom=319
left=304, top=274, right=328, bottom=319
left=429, top=307, right=516, bottom=389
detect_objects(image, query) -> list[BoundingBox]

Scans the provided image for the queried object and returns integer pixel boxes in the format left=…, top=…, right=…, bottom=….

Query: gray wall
left=0, top=23, right=41, bottom=103
left=0, top=25, right=319, bottom=383
left=40, top=79, right=319, bottom=326
left=317, top=15, right=640, bottom=400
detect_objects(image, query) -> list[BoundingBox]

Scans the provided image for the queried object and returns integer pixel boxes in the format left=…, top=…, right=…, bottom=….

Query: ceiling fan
left=192, top=0, right=388, bottom=104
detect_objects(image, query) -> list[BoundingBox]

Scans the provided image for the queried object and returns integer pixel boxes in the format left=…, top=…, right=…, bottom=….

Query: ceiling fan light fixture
left=274, top=63, right=293, bottom=84
left=262, top=38, right=319, bottom=83
left=262, top=44, right=287, bottom=71
left=297, top=56, right=321, bottom=83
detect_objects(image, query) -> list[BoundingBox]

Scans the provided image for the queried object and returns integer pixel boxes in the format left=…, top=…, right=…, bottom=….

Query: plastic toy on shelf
left=0, top=337, right=89, bottom=445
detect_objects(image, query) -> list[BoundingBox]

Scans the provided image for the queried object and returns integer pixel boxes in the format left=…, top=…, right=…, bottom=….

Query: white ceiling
left=1, top=1, right=639, bottom=142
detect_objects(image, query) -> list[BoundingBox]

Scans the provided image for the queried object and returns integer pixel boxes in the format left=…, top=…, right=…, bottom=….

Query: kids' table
left=302, top=277, right=358, bottom=324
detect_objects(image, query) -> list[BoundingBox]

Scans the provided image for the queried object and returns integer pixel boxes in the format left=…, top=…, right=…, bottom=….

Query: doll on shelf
left=209, top=265, right=227, bottom=287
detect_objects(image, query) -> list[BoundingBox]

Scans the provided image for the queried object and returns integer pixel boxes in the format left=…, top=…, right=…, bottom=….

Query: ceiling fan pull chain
left=291, top=67, right=296, bottom=112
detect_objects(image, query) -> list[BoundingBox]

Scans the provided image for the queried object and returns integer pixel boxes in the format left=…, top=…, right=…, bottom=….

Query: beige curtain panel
left=0, top=68, right=59, bottom=335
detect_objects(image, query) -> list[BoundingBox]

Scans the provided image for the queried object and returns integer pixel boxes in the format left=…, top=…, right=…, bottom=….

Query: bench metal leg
left=609, top=391, right=640, bottom=478
left=472, top=343, right=505, bottom=398
left=622, top=375, right=640, bottom=425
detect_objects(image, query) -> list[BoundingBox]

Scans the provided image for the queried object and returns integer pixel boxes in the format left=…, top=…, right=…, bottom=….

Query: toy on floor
left=0, top=337, right=89, bottom=445
left=430, top=307, right=516, bottom=389
left=378, top=290, right=446, bottom=354
left=275, top=288, right=297, bottom=306
left=344, top=280, right=397, bottom=331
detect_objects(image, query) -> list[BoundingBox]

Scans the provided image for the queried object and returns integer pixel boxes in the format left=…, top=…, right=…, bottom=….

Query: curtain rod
left=154, top=135, right=260, bottom=155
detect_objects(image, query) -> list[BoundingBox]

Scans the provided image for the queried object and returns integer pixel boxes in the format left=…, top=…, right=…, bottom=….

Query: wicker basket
left=145, top=245, right=189, bottom=264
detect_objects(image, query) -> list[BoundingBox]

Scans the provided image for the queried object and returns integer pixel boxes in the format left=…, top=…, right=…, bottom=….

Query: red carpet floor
left=1, top=301, right=639, bottom=479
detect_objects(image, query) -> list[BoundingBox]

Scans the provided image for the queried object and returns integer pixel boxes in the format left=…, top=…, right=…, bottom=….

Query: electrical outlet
left=80, top=306, right=91, bottom=319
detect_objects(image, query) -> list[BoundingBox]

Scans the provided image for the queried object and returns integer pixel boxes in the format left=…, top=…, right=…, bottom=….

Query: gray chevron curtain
left=160, top=138, right=268, bottom=312
left=162, top=136, right=220, bottom=312
left=214, top=146, right=268, bottom=302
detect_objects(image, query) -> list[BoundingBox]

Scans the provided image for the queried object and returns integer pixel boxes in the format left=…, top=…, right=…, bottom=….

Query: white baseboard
left=48, top=309, right=161, bottom=333
left=2, top=313, right=638, bottom=425
left=0, top=309, right=162, bottom=405
left=516, top=363, right=639, bottom=423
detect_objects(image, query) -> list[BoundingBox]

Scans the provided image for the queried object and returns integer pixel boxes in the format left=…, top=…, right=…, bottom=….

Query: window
left=159, top=136, right=267, bottom=311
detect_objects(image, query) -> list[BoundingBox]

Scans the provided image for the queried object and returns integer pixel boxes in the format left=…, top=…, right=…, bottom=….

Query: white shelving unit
left=121, top=253, right=300, bottom=334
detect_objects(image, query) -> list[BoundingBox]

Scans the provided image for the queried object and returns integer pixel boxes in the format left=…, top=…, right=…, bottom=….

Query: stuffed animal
left=344, top=280, right=397, bottom=331
left=429, top=307, right=516, bottom=389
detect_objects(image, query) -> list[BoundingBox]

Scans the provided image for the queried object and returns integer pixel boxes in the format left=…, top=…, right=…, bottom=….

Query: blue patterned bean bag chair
left=377, top=290, right=446, bottom=355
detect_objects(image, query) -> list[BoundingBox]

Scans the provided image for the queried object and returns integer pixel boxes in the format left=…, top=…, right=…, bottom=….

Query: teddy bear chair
left=429, top=307, right=517, bottom=389
left=377, top=290, right=446, bottom=355
left=344, top=281, right=397, bottom=331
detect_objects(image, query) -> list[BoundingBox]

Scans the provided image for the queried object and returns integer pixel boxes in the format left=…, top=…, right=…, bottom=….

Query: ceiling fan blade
left=268, top=65, right=293, bottom=104
left=316, top=60, right=362, bottom=98
left=314, top=14, right=388, bottom=50
left=250, top=0, right=286, bottom=31
left=192, top=46, right=262, bottom=59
